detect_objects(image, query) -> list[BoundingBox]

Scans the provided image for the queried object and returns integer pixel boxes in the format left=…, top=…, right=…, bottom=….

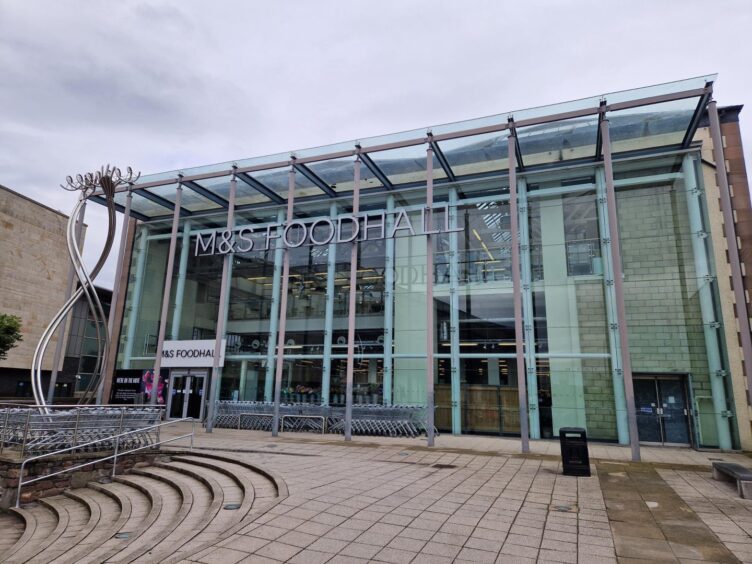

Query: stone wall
left=0, top=451, right=167, bottom=508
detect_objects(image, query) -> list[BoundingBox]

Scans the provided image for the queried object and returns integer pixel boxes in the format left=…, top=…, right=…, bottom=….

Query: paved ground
left=160, top=425, right=752, bottom=563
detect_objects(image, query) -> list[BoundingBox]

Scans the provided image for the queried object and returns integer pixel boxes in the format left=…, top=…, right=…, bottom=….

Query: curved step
left=2, top=502, right=60, bottom=563
left=132, top=462, right=224, bottom=563
left=28, top=495, right=91, bottom=563
left=52, top=485, right=126, bottom=564
left=78, top=477, right=160, bottom=564
left=102, top=471, right=185, bottom=563
left=0, top=511, right=25, bottom=560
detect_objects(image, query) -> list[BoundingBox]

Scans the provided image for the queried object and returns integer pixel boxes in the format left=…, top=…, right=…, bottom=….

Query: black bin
left=559, top=427, right=591, bottom=477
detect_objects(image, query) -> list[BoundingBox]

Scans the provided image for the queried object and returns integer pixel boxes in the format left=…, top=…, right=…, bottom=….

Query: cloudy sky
left=2, top=0, right=751, bottom=288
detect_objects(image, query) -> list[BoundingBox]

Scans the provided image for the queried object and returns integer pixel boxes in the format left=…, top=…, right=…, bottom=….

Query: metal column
left=150, top=183, right=183, bottom=405
left=206, top=170, right=237, bottom=432
left=47, top=200, right=86, bottom=403
left=264, top=209, right=286, bottom=402
left=509, top=134, right=530, bottom=453
left=123, top=226, right=149, bottom=369
left=683, top=154, right=732, bottom=449
left=344, top=159, right=361, bottom=441
left=98, top=189, right=133, bottom=404
left=518, top=178, right=539, bottom=438
left=448, top=188, right=461, bottom=434
left=600, top=118, right=641, bottom=461
left=272, top=169, right=296, bottom=437
left=321, top=202, right=338, bottom=406
left=170, top=220, right=192, bottom=340
left=425, top=146, right=436, bottom=448
left=383, top=195, right=395, bottom=406
left=596, top=168, right=630, bottom=445
left=708, top=100, right=752, bottom=406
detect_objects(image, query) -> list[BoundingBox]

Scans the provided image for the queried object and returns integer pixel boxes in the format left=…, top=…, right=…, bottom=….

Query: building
left=0, top=185, right=74, bottom=398
left=101, top=74, right=752, bottom=456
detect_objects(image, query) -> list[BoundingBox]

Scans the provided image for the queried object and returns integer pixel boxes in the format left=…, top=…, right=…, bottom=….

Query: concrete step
left=2, top=501, right=60, bottom=563
left=28, top=494, right=92, bottom=563
left=52, top=484, right=126, bottom=564
left=0, top=512, right=25, bottom=558
left=101, top=472, right=184, bottom=563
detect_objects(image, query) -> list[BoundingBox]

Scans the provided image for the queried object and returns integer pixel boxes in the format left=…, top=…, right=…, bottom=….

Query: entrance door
left=167, top=370, right=208, bottom=420
left=634, top=375, right=691, bottom=446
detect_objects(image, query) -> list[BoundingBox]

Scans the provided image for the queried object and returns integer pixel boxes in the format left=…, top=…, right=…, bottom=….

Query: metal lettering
left=362, top=212, right=386, bottom=240
left=195, top=231, right=217, bottom=256
left=283, top=220, right=308, bottom=248
left=217, top=229, right=235, bottom=254
left=236, top=226, right=255, bottom=252
left=337, top=215, right=360, bottom=243
left=389, top=209, right=415, bottom=238
left=309, top=217, right=336, bottom=245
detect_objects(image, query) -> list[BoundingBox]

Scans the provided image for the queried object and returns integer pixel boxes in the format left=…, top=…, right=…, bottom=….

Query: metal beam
left=358, top=150, right=394, bottom=190
left=681, top=84, right=713, bottom=148
left=140, top=188, right=191, bottom=217
left=89, top=196, right=149, bottom=222
left=344, top=159, right=361, bottom=441
left=508, top=118, right=525, bottom=171
left=293, top=161, right=337, bottom=197
left=429, top=135, right=456, bottom=182
left=595, top=100, right=606, bottom=160
left=236, top=171, right=286, bottom=205
left=182, top=179, right=229, bottom=209
left=425, top=147, right=436, bottom=448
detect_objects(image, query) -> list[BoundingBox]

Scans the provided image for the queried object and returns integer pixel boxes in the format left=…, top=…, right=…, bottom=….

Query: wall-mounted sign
left=161, top=339, right=226, bottom=368
left=194, top=205, right=461, bottom=257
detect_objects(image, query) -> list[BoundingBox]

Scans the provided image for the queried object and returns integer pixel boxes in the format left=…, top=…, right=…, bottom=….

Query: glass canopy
left=99, top=74, right=714, bottom=220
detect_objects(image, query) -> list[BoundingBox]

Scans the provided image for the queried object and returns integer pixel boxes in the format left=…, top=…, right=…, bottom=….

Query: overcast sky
left=2, top=0, right=751, bottom=289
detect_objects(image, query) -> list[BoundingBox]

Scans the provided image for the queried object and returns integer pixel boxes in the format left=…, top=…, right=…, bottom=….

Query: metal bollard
left=112, top=434, right=120, bottom=477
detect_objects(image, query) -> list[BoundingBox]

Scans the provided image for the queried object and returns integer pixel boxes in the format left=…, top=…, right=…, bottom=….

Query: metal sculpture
left=31, top=165, right=140, bottom=411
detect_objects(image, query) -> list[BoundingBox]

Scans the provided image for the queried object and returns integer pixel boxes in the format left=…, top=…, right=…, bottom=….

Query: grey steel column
left=272, top=168, right=296, bottom=437
left=206, top=169, right=237, bottom=432
left=425, top=146, right=436, bottom=447
left=151, top=182, right=183, bottom=405
left=264, top=209, right=286, bottom=402
left=601, top=118, right=641, bottom=462
left=708, top=100, right=752, bottom=405
left=321, top=202, right=338, bottom=406
left=448, top=188, right=461, bottom=434
left=383, top=195, right=395, bottom=405
left=97, top=189, right=133, bottom=404
left=344, top=159, right=361, bottom=441
left=47, top=199, right=86, bottom=404
left=170, top=219, right=192, bottom=340
left=509, top=134, right=530, bottom=453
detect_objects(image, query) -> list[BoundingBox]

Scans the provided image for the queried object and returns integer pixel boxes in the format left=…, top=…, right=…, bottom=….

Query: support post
left=206, top=169, right=237, bottom=432
left=448, top=188, right=461, bottom=434
left=683, top=153, right=732, bottom=449
left=265, top=210, right=286, bottom=402
left=518, top=178, right=540, bottom=438
left=150, top=183, right=183, bottom=405
left=600, top=118, right=641, bottom=462
left=509, top=134, right=530, bottom=453
left=708, top=100, right=752, bottom=407
left=425, top=146, right=436, bottom=447
left=321, top=202, right=338, bottom=406
left=596, top=168, right=630, bottom=445
left=344, top=159, right=361, bottom=441
left=47, top=200, right=86, bottom=403
left=383, top=195, right=395, bottom=405
left=170, top=219, right=192, bottom=340
left=123, top=226, right=148, bottom=369
left=272, top=169, right=296, bottom=436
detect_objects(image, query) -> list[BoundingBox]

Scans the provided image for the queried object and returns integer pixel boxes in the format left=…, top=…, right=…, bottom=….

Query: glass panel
left=517, top=115, right=599, bottom=165
left=459, top=358, right=520, bottom=436
left=220, top=359, right=268, bottom=402
left=437, top=131, right=508, bottom=177
left=115, top=191, right=173, bottom=218
left=280, top=359, right=324, bottom=404
left=367, top=144, right=446, bottom=186
left=634, top=378, right=662, bottom=442
left=198, top=176, right=271, bottom=207
left=608, top=97, right=699, bottom=153
left=247, top=167, right=291, bottom=199
left=658, top=378, right=690, bottom=444
left=147, top=183, right=222, bottom=213
left=307, top=156, right=383, bottom=193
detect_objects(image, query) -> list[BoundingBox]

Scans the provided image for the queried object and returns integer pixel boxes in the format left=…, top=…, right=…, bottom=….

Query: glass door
left=168, top=373, right=187, bottom=419
left=185, top=374, right=207, bottom=420
left=167, top=370, right=208, bottom=420
left=633, top=375, right=691, bottom=446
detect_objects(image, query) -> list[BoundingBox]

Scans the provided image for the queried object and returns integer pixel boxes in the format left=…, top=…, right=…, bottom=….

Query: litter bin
left=559, top=427, right=591, bottom=477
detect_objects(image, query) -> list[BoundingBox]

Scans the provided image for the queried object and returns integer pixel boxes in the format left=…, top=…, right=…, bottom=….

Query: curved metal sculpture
left=32, top=165, right=140, bottom=410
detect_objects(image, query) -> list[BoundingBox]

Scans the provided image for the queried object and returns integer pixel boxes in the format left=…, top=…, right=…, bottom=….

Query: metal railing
left=0, top=405, right=164, bottom=458
left=15, top=417, right=195, bottom=507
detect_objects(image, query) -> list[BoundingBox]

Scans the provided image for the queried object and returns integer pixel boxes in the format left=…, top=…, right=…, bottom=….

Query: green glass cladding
left=115, top=147, right=738, bottom=448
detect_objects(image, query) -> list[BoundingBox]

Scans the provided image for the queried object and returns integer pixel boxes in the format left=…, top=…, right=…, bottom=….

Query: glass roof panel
left=366, top=144, right=447, bottom=186
left=605, top=75, right=712, bottom=106
left=517, top=114, right=599, bottom=166
left=114, top=190, right=173, bottom=218
left=197, top=176, right=271, bottom=207
left=147, top=182, right=222, bottom=212
left=437, top=131, right=509, bottom=177
left=294, top=169, right=327, bottom=198
left=248, top=166, right=291, bottom=199
left=307, top=156, right=383, bottom=193
left=608, top=97, right=699, bottom=154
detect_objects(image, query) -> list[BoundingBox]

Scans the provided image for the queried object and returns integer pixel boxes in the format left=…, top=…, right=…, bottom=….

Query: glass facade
left=111, top=74, right=745, bottom=451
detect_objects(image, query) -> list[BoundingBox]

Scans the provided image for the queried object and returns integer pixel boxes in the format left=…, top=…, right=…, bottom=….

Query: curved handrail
left=15, top=417, right=195, bottom=507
